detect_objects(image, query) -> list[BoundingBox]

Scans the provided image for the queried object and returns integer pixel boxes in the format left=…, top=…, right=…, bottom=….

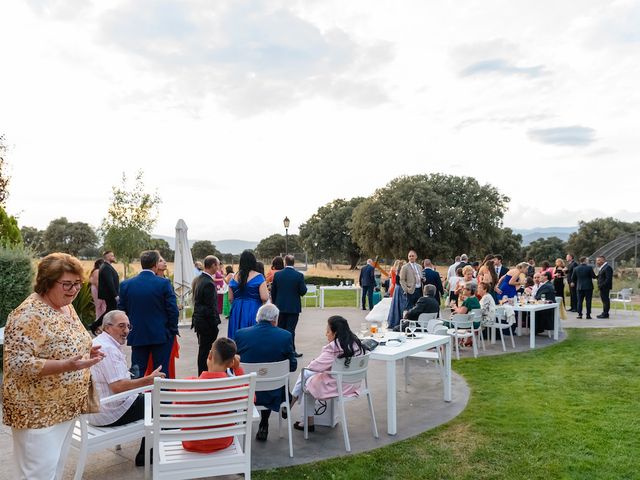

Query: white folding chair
left=611, top=288, right=633, bottom=315
left=447, top=313, right=478, bottom=359
left=146, top=374, right=257, bottom=480
left=240, top=360, right=294, bottom=458
left=485, top=306, right=515, bottom=351
left=70, top=385, right=151, bottom=480
left=302, top=285, right=319, bottom=308
left=301, top=353, right=378, bottom=452
left=416, top=312, right=439, bottom=332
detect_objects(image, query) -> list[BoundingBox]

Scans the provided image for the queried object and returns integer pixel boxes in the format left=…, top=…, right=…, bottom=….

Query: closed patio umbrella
left=174, top=219, right=195, bottom=320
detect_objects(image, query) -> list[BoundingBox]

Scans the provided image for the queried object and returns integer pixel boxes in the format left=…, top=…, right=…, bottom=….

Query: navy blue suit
left=422, top=267, right=444, bottom=304
left=118, top=270, right=179, bottom=377
left=235, top=322, right=297, bottom=412
left=359, top=264, right=376, bottom=310
left=571, top=263, right=596, bottom=317
left=271, top=267, right=307, bottom=353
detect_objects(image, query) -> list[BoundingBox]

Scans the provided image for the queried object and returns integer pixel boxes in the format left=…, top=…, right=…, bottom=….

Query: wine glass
left=360, top=322, right=369, bottom=337
left=407, top=320, right=417, bottom=338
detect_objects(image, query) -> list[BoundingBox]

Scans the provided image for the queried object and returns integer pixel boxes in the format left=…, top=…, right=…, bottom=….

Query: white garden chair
left=302, top=285, right=319, bottom=307
left=301, top=353, right=378, bottom=452
left=403, top=323, right=449, bottom=391
left=485, top=306, right=515, bottom=351
left=146, top=374, right=257, bottom=480
left=70, top=385, right=151, bottom=480
left=240, top=360, right=294, bottom=458
left=611, top=288, right=633, bottom=315
left=447, top=313, right=478, bottom=359
left=416, top=312, right=439, bottom=332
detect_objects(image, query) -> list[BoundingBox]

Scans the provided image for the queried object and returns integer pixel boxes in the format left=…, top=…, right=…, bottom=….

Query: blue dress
left=497, top=274, right=517, bottom=299
left=387, top=274, right=408, bottom=329
left=227, top=274, right=265, bottom=339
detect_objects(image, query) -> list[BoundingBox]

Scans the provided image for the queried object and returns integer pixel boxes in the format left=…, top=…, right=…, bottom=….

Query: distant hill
left=152, top=235, right=258, bottom=254
left=513, top=227, right=577, bottom=246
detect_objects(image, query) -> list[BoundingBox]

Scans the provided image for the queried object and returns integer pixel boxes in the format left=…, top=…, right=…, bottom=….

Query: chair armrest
left=100, top=385, right=152, bottom=405
left=301, top=367, right=321, bottom=393
left=144, top=392, right=152, bottom=429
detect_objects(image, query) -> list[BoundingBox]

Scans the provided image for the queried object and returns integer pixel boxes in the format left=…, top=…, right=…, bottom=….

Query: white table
left=369, top=333, right=452, bottom=435
left=319, top=286, right=361, bottom=309
left=512, top=303, right=560, bottom=349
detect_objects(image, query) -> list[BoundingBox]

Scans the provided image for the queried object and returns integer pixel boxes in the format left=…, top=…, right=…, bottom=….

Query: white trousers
left=12, top=419, right=75, bottom=480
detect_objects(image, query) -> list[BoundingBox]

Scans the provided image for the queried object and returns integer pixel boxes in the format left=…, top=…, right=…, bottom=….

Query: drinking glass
left=360, top=322, right=369, bottom=337
left=406, top=320, right=417, bottom=338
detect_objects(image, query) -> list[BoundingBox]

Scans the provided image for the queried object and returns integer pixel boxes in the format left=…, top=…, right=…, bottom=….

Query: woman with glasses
left=3, top=252, right=105, bottom=479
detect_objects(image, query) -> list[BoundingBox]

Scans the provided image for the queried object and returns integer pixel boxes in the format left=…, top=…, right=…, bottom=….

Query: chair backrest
left=240, top=360, right=290, bottom=392
left=152, top=373, right=256, bottom=445
left=329, top=353, right=370, bottom=385
left=417, top=312, right=439, bottom=330
left=621, top=288, right=632, bottom=299
left=306, top=285, right=318, bottom=294
left=495, top=306, right=506, bottom=320
left=450, top=313, right=472, bottom=329
left=432, top=325, right=449, bottom=335
left=425, top=319, right=444, bottom=333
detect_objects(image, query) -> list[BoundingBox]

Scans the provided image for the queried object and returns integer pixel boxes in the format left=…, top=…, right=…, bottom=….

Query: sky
left=1, top=0, right=639, bottom=242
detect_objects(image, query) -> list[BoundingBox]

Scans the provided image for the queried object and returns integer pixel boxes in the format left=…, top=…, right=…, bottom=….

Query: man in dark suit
left=359, top=259, right=376, bottom=310
left=494, top=254, right=509, bottom=279
left=421, top=259, right=444, bottom=304
left=534, top=271, right=557, bottom=333
left=404, top=285, right=440, bottom=320
left=565, top=254, right=578, bottom=311
left=118, top=250, right=180, bottom=377
left=526, top=258, right=536, bottom=278
left=571, top=257, right=596, bottom=319
left=98, top=250, right=120, bottom=313
left=235, top=303, right=297, bottom=441
left=191, top=255, right=221, bottom=375
left=271, top=255, right=307, bottom=357
left=596, top=255, right=613, bottom=319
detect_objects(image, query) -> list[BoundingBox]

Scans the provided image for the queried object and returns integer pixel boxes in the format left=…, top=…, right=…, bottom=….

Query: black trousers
left=105, top=297, right=118, bottom=313
left=405, top=289, right=422, bottom=310
left=196, top=328, right=219, bottom=375
left=569, top=285, right=577, bottom=310
left=600, top=288, right=611, bottom=315
left=278, top=312, right=300, bottom=352
left=361, top=285, right=374, bottom=310
left=104, top=394, right=145, bottom=427
left=577, top=289, right=593, bottom=316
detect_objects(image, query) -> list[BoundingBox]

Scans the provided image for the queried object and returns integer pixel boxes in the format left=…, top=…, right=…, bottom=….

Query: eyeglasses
left=56, top=281, right=83, bottom=291
left=115, top=323, right=132, bottom=331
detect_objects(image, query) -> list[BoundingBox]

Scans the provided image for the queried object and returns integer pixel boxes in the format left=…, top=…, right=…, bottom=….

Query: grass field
left=254, top=328, right=640, bottom=480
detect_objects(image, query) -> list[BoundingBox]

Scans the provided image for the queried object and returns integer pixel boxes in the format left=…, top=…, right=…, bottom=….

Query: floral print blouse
left=2, top=293, right=93, bottom=429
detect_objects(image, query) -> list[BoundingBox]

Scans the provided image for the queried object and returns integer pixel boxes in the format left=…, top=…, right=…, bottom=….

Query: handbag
left=361, top=337, right=379, bottom=352
left=83, top=375, right=101, bottom=414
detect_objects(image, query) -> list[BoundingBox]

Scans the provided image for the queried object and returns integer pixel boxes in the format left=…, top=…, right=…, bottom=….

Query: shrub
left=72, top=281, right=96, bottom=328
left=0, top=245, right=33, bottom=328
left=302, top=275, right=348, bottom=286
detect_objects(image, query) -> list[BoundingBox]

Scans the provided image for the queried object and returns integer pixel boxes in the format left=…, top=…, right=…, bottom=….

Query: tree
left=566, top=217, right=640, bottom=258
left=255, top=234, right=302, bottom=259
left=299, top=198, right=364, bottom=269
left=21, top=226, right=45, bottom=256
left=191, top=240, right=222, bottom=261
left=0, top=206, right=21, bottom=247
left=524, top=236, right=566, bottom=264
left=486, top=227, right=524, bottom=265
left=351, top=174, right=509, bottom=262
left=149, top=238, right=175, bottom=262
left=42, top=217, right=98, bottom=256
left=101, top=171, right=161, bottom=277
left=0, top=134, right=9, bottom=207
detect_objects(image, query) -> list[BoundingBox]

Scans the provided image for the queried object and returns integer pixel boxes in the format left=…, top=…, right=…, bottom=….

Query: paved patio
left=0, top=304, right=637, bottom=479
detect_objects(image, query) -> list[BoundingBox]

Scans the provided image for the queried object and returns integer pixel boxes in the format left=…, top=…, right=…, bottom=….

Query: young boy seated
left=182, top=337, right=245, bottom=453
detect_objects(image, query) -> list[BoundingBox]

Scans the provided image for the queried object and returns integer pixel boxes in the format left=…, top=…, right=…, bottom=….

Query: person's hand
left=232, top=354, right=241, bottom=371
left=67, top=354, right=103, bottom=372
left=147, top=366, right=166, bottom=380
left=570, top=283, right=575, bottom=287
left=89, top=345, right=105, bottom=360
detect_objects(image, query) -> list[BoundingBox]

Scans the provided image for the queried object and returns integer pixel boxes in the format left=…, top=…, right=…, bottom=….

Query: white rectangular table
left=512, top=303, right=560, bottom=349
left=369, top=333, right=452, bottom=435
left=319, top=286, right=361, bottom=309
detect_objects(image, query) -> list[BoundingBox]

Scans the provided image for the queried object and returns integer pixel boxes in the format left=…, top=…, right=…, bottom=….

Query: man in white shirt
left=447, top=255, right=461, bottom=282
left=89, top=310, right=165, bottom=466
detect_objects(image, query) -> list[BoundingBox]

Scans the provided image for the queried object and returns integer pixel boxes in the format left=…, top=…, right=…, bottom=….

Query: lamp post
left=283, top=216, right=290, bottom=255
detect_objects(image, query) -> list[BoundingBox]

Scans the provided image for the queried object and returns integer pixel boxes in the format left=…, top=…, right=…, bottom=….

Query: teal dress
left=227, top=274, right=265, bottom=339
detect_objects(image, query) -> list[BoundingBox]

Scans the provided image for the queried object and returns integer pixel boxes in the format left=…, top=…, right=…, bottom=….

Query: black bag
left=361, top=338, right=379, bottom=352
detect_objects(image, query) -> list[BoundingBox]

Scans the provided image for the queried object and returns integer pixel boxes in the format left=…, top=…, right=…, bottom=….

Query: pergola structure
left=589, top=232, right=640, bottom=269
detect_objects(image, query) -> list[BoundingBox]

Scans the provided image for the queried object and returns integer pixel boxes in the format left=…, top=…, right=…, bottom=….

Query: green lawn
left=305, top=289, right=362, bottom=308
left=255, top=328, right=640, bottom=480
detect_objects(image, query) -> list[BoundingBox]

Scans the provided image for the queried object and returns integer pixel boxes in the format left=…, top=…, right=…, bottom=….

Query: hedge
left=0, top=245, right=34, bottom=328
left=302, top=275, right=353, bottom=286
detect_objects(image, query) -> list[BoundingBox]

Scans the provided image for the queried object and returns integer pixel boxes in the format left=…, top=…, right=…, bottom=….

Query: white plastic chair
left=240, top=360, right=294, bottom=458
left=611, top=288, right=633, bottom=314
left=70, top=385, right=151, bottom=480
left=403, top=323, right=449, bottom=391
left=468, top=310, right=486, bottom=352
left=301, top=353, right=378, bottom=452
left=447, top=313, right=478, bottom=359
left=416, top=312, right=439, bottom=332
left=146, top=374, right=257, bottom=480
left=302, top=285, right=319, bottom=307
left=485, top=306, right=515, bottom=351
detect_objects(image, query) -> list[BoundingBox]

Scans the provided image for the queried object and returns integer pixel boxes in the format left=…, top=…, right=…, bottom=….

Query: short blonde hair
left=34, top=253, right=84, bottom=295
left=516, top=262, right=529, bottom=271
left=555, top=258, right=565, bottom=267
left=462, top=265, right=474, bottom=276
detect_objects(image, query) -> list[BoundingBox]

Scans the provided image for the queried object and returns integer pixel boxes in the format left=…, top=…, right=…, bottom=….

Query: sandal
left=293, top=421, right=315, bottom=432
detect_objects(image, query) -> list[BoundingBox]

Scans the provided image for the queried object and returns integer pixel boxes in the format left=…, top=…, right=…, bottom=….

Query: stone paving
left=0, top=304, right=637, bottom=479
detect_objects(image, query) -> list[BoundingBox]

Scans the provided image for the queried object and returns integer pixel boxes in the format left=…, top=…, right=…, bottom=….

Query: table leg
left=554, top=305, right=559, bottom=340
left=530, top=311, right=536, bottom=349
left=517, top=311, right=522, bottom=336
left=385, top=360, right=397, bottom=435
left=444, top=339, right=452, bottom=402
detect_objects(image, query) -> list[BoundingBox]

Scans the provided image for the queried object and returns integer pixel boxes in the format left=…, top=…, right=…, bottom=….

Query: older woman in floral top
left=3, top=253, right=105, bottom=480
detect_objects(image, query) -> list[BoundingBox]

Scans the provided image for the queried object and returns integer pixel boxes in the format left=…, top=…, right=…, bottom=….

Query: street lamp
left=283, top=216, right=290, bottom=255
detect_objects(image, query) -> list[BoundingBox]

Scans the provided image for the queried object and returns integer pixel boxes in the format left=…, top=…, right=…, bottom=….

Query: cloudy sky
left=1, top=0, right=638, bottom=242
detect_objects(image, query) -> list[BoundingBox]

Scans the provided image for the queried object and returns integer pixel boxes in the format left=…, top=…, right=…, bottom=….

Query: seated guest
left=89, top=310, right=166, bottom=467
left=182, top=338, right=245, bottom=453
left=478, top=282, right=496, bottom=325
left=404, top=284, right=440, bottom=320
left=525, top=272, right=541, bottom=296
left=534, top=271, right=557, bottom=334
left=290, top=316, right=364, bottom=432
left=445, top=284, right=481, bottom=329
left=235, top=304, right=297, bottom=442
left=454, top=265, right=477, bottom=297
